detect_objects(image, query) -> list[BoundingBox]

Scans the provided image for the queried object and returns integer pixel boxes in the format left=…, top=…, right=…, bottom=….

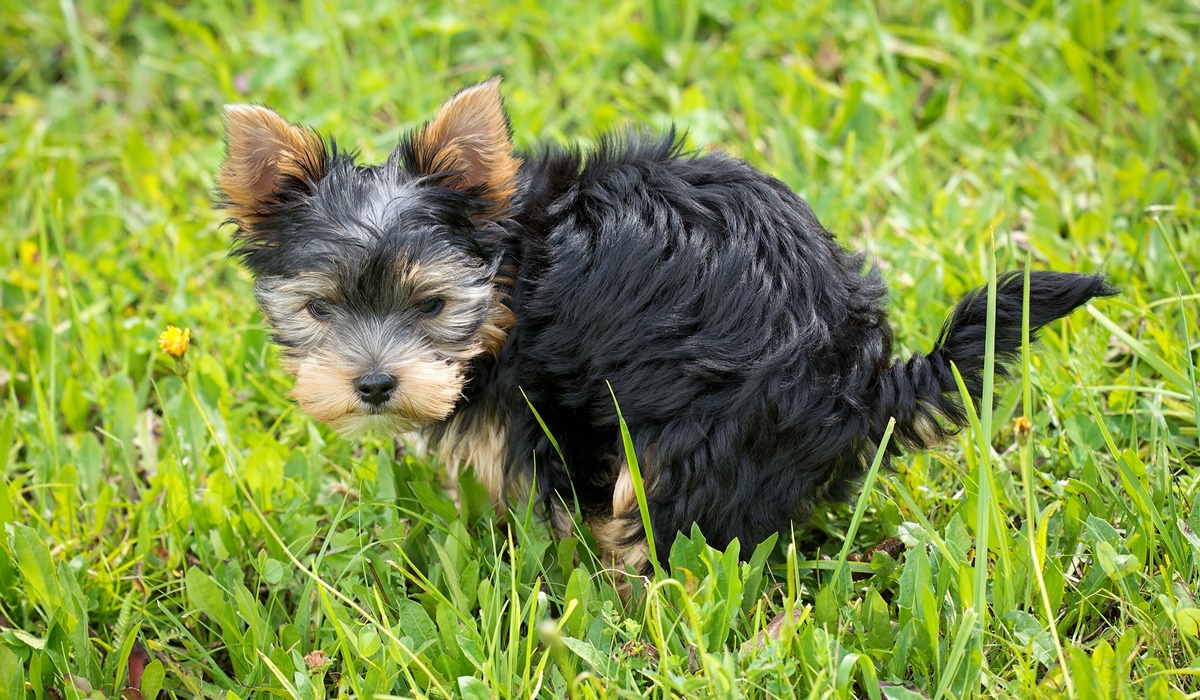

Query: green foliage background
left=1, top=0, right=1198, bottom=697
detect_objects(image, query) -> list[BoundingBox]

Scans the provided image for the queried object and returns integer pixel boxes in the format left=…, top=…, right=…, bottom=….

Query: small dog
left=218, top=78, right=1115, bottom=577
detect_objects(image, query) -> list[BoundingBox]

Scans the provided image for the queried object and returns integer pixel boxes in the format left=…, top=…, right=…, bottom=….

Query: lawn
left=2, top=0, right=1199, bottom=698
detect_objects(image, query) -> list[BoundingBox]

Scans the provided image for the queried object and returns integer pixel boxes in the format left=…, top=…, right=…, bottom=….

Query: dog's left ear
left=410, top=77, right=520, bottom=214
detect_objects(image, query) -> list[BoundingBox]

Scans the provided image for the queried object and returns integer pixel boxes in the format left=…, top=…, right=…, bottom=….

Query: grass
left=1, top=0, right=1199, bottom=697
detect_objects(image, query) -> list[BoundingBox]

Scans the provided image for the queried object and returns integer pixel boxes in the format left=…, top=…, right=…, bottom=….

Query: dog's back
left=498, top=133, right=904, bottom=551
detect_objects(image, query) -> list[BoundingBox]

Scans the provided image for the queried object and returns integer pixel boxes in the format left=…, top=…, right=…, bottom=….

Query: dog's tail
left=873, top=271, right=1117, bottom=450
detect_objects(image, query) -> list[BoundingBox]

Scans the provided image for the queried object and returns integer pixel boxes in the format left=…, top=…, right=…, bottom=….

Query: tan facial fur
left=255, top=272, right=339, bottom=351
left=255, top=261, right=487, bottom=438
left=287, top=348, right=465, bottom=437
left=380, top=353, right=465, bottom=425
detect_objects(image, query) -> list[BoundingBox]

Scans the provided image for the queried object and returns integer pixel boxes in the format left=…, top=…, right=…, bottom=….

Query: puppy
left=218, top=78, right=1115, bottom=578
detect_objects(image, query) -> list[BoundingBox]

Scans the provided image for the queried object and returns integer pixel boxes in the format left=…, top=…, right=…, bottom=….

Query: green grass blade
left=829, top=417, right=895, bottom=599
left=607, top=382, right=661, bottom=579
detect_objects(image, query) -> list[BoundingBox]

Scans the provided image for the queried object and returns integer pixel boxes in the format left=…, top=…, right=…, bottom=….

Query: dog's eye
left=307, top=300, right=333, bottom=320
left=416, top=298, right=443, bottom=316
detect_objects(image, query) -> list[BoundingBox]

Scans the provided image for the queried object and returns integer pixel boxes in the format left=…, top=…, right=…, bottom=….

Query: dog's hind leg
left=588, top=463, right=653, bottom=598
left=549, top=498, right=576, bottom=540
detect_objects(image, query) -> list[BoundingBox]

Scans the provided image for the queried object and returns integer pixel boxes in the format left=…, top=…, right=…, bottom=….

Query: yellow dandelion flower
left=1012, top=415, right=1033, bottom=442
left=158, top=325, right=191, bottom=358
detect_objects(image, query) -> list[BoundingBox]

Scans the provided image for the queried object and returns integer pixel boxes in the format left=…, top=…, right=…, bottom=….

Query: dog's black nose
left=354, top=372, right=395, bottom=406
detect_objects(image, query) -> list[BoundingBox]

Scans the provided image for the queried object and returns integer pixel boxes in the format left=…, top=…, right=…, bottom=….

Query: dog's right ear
left=219, top=105, right=326, bottom=224
left=409, top=77, right=520, bottom=215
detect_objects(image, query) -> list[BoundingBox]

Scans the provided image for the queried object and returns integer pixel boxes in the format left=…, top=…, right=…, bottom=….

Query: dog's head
left=218, top=79, right=518, bottom=436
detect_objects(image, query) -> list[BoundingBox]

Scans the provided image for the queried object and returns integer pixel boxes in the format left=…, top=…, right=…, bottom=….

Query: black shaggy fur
left=497, top=135, right=1114, bottom=557
left=221, top=81, right=1117, bottom=575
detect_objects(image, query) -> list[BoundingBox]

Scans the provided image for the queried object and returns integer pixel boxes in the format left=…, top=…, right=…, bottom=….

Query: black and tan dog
left=218, top=78, right=1115, bottom=579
